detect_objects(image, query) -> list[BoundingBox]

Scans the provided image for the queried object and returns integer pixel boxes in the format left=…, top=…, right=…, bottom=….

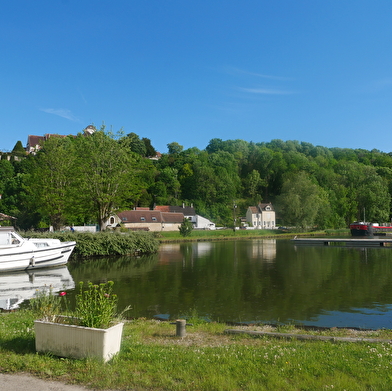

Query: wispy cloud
left=239, top=87, right=295, bottom=95
left=40, top=108, right=79, bottom=121
left=225, top=66, right=294, bottom=81
left=78, top=87, right=88, bottom=104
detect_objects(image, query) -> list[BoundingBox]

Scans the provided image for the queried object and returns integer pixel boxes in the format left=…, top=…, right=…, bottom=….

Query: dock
left=292, top=237, right=392, bottom=247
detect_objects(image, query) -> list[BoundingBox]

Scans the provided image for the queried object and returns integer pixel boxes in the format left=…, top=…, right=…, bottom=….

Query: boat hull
left=0, top=242, right=76, bottom=272
left=0, top=228, right=76, bottom=272
left=350, top=222, right=373, bottom=236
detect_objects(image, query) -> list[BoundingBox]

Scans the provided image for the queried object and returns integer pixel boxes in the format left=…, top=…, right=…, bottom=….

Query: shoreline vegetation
left=21, top=227, right=350, bottom=258
left=157, top=227, right=349, bottom=242
left=1, top=311, right=392, bottom=390
left=21, top=230, right=161, bottom=257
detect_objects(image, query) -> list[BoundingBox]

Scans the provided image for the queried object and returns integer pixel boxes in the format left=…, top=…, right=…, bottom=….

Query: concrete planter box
left=34, top=319, right=123, bottom=362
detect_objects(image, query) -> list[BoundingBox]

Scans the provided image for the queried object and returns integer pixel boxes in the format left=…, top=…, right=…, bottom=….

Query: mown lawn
left=1, top=311, right=392, bottom=390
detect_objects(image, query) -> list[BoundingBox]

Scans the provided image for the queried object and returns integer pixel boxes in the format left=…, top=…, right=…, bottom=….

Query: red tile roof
left=117, top=210, right=184, bottom=224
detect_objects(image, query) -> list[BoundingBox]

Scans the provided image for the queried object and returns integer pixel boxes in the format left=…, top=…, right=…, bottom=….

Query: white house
left=155, top=205, right=216, bottom=230
left=246, top=202, right=276, bottom=229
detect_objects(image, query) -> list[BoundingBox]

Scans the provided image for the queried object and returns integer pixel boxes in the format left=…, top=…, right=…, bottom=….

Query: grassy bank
left=1, top=311, right=392, bottom=390
left=158, top=228, right=349, bottom=242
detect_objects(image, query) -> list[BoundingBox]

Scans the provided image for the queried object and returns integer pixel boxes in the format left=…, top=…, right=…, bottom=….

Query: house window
left=152, top=217, right=157, bottom=221
left=122, top=217, right=127, bottom=221
left=141, top=217, right=145, bottom=221
left=110, top=217, right=115, bottom=225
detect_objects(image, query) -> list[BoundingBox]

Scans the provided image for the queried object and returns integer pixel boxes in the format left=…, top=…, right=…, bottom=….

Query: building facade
left=246, top=203, right=276, bottom=229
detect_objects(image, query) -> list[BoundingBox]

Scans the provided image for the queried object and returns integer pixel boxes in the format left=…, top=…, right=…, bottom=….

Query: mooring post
left=176, top=319, right=187, bottom=337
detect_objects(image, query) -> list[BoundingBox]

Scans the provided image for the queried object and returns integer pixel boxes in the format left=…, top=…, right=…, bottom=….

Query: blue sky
left=2, top=1, right=392, bottom=154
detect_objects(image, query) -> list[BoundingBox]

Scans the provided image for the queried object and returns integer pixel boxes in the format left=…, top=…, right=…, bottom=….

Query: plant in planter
left=33, top=281, right=128, bottom=362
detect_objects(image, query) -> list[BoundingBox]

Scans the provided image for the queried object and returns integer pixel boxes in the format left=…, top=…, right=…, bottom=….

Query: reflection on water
left=33, top=240, right=392, bottom=329
left=247, top=239, right=276, bottom=262
left=0, top=266, right=75, bottom=310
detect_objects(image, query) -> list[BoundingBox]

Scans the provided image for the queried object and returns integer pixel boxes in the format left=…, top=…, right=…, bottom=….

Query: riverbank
left=1, top=310, right=391, bottom=390
left=20, top=228, right=349, bottom=257
left=157, top=228, right=349, bottom=243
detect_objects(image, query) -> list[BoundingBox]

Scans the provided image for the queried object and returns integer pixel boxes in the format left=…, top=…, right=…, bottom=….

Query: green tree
left=11, top=141, right=26, bottom=157
left=74, top=127, right=144, bottom=230
left=124, top=132, right=147, bottom=156
left=277, top=171, right=326, bottom=230
left=246, top=169, right=265, bottom=203
left=167, top=142, right=183, bottom=155
left=27, top=136, right=75, bottom=230
left=142, top=137, right=156, bottom=157
left=179, top=218, right=193, bottom=237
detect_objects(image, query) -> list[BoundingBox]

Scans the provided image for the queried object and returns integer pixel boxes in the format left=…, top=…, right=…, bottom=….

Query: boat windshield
left=0, top=231, right=22, bottom=246
left=10, top=233, right=21, bottom=245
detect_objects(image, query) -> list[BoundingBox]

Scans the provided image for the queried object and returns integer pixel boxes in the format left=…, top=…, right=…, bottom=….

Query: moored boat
left=350, top=222, right=392, bottom=236
left=350, top=222, right=373, bottom=236
left=0, top=227, right=76, bottom=272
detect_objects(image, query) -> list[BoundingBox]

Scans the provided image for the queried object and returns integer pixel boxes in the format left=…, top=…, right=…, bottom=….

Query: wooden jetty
left=292, top=237, right=392, bottom=247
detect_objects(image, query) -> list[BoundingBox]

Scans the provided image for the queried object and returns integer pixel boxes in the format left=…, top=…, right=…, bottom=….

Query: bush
left=21, top=230, right=160, bottom=257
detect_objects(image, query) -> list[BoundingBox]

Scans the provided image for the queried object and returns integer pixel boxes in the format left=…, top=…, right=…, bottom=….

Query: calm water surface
left=65, top=239, right=392, bottom=329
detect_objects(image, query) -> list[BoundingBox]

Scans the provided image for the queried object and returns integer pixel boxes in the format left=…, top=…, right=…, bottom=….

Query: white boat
left=0, top=266, right=75, bottom=310
left=0, top=227, right=76, bottom=272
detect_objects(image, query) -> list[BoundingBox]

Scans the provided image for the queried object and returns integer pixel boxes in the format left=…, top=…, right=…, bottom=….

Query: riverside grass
left=2, top=312, right=392, bottom=390
left=158, top=228, right=348, bottom=242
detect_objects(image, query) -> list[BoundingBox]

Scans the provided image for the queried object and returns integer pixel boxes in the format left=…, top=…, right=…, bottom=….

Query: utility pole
left=233, top=202, right=237, bottom=233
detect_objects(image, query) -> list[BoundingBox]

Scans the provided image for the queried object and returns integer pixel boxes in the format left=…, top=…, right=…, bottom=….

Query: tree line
left=0, top=126, right=391, bottom=230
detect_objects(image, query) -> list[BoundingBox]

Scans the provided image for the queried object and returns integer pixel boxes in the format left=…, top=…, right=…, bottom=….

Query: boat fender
left=29, top=256, right=35, bottom=267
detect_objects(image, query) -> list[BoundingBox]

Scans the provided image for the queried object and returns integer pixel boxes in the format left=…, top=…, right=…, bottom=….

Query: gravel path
left=0, top=373, right=103, bottom=391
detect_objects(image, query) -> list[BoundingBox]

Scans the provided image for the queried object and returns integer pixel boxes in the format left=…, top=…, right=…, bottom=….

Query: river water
left=63, top=239, right=392, bottom=330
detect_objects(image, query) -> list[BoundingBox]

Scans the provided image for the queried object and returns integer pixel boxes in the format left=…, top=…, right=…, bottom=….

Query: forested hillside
left=1, top=128, right=391, bottom=230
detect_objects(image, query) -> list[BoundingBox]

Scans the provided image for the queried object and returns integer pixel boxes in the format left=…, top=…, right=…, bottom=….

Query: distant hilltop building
left=26, top=125, right=96, bottom=154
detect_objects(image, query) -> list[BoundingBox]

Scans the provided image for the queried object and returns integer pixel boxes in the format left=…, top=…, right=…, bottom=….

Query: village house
left=154, top=205, right=216, bottom=230
left=104, top=209, right=184, bottom=232
left=104, top=204, right=216, bottom=232
left=246, top=202, right=276, bottom=229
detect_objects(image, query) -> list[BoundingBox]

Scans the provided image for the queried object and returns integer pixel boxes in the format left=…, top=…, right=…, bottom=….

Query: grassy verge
left=1, top=311, right=392, bottom=390
left=158, top=228, right=348, bottom=242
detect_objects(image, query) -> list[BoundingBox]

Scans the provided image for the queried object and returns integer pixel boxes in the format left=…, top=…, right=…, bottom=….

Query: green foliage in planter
left=29, top=285, right=67, bottom=321
left=75, top=281, right=118, bottom=328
